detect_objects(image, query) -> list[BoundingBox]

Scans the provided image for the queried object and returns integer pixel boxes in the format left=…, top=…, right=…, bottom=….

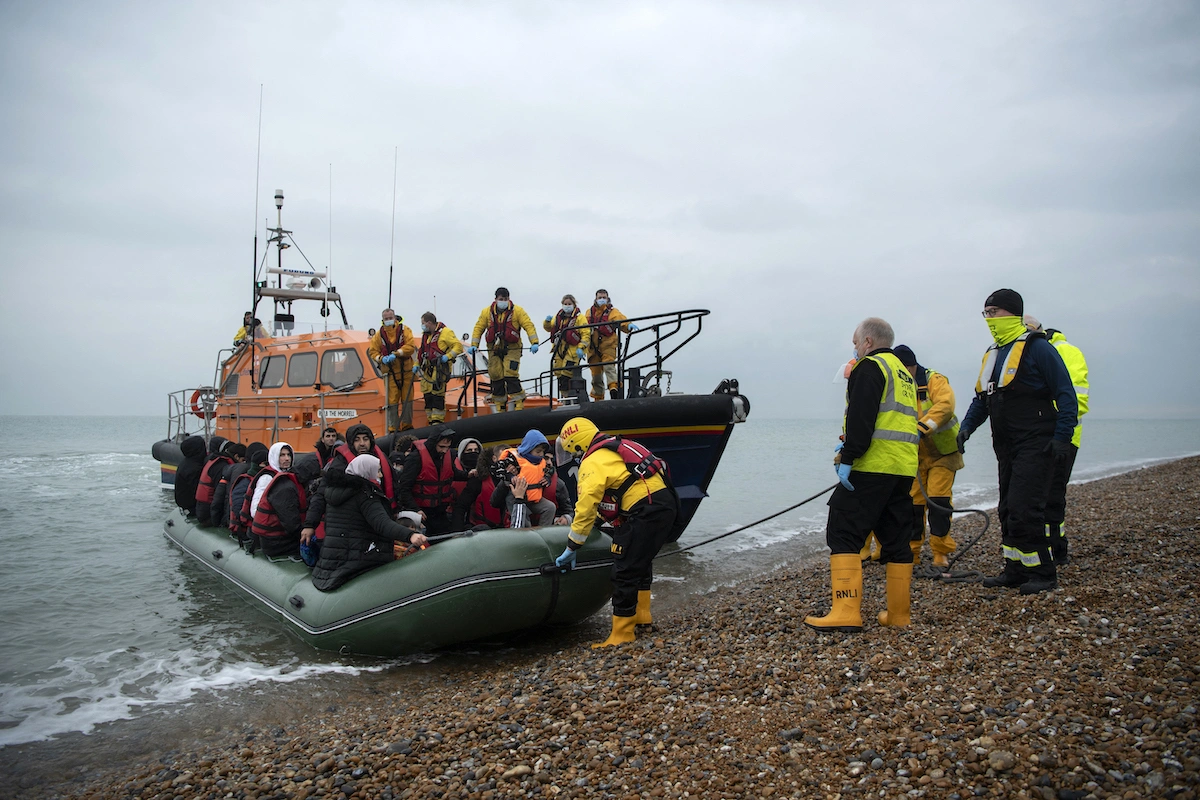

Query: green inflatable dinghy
left=163, top=513, right=615, bottom=657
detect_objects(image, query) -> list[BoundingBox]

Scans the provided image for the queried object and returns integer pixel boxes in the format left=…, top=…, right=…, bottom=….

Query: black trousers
left=1043, top=442, right=1078, bottom=558
left=608, top=490, right=677, bottom=617
left=994, top=431, right=1056, bottom=579
left=826, top=472, right=915, bottom=563
left=422, top=507, right=452, bottom=536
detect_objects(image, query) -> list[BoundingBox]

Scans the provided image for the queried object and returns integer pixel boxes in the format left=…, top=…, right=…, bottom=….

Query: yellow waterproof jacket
left=471, top=304, right=539, bottom=350
left=233, top=324, right=269, bottom=344
left=417, top=325, right=464, bottom=369
left=1049, top=331, right=1089, bottom=446
left=368, top=323, right=416, bottom=375
left=918, top=370, right=964, bottom=469
left=586, top=304, right=630, bottom=359
left=568, top=447, right=666, bottom=547
left=543, top=310, right=592, bottom=360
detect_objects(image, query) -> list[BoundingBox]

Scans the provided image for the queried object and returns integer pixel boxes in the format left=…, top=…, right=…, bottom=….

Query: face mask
left=383, top=319, right=395, bottom=327
left=495, top=300, right=509, bottom=310
left=595, top=298, right=608, bottom=306
left=986, top=316, right=1026, bottom=346
left=852, top=349, right=859, bottom=360
left=562, top=304, right=574, bottom=314
left=422, top=324, right=432, bottom=333
left=460, top=451, right=479, bottom=469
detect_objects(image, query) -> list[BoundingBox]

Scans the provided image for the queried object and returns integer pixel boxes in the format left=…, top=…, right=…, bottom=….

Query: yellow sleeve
left=439, top=327, right=463, bottom=358
left=1066, top=345, right=1089, bottom=418
left=471, top=307, right=490, bottom=347
left=610, top=308, right=631, bottom=333
left=542, top=316, right=554, bottom=334
left=573, top=312, right=590, bottom=350
left=922, top=372, right=957, bottom=433
left=234, top=326, right=248, bottom=342
left=398, top=325, right=416, bottom=358
left=569, top=453, right=612, bottom=546
left=367, top=331, right=384, bottom=363
left=515, top=306, right=539, bottom=345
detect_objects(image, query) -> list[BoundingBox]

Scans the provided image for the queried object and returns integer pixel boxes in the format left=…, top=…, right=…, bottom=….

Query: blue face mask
left=495, top=300, right=509, bottom=310
left=852, top=349, right=859, bottom=360
left=596, top=298, right=608, bottom=306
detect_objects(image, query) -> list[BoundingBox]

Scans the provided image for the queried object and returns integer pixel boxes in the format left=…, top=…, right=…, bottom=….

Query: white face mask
left=383, top=319, right=396, bottom=327
left=495, top=300, right=509, bottom=310
left=422, top=324, right=432, bottom=333
left=595, top=298, right=608, bottom=306
left=562, top=304, right=574, bottom=314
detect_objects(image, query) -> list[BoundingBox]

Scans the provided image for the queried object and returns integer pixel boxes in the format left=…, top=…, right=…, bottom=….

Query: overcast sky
left=1, top=1, right=1197, bottom=420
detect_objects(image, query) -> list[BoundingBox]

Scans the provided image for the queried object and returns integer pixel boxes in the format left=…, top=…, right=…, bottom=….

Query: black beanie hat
left=893, top=345, right=917, bottom=367
left=985, top=288, right=1024, bottom=316
left=247, top=441, right=269, bottom=465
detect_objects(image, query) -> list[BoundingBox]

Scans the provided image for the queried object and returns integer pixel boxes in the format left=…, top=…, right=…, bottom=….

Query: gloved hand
left=382, top=354, right=396, bottom=365
left=412, top=364, right=421, bottom=375
left=628, top=324, right=639, bottom=333
left=576, top=347, right=585, bottom=360
left=467, top=345, right=477, bottom=355
left=545, top=315, right=553, bottom=324
left=1045, top=438, right=1074, bottom=463
left=834, top=442, right=844, bottom=453
left=555, top=546, right=577, bottom=570
left=836, top=462, right=855, bottom=491
left=955, top=430, right=968, bottom=454
left=530, top=343, right=539, bottom=354
left=440, top=354, right=449, bottom=363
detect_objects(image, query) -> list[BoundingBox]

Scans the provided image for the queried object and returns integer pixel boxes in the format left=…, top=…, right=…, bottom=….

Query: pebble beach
left=8, top=455, right=1200, bottom=800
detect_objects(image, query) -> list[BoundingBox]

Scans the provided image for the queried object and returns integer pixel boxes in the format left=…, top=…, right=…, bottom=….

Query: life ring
left=190, top=387, right=218, bottom=420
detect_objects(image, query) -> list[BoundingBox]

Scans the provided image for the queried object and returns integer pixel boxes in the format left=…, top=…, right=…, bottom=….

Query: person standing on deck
left=413, top=311, right=463, bottom=425
left=368, top=309, right=416, bottom=432
left=468, top=288, right=539, bottom=412
left=586, top=290, right=639, bottom=401
left=544, top=295, right=592, bottom=400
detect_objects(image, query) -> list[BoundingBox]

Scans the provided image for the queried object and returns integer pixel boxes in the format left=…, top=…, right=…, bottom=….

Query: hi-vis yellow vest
left=846, top=352, right=919, bottom=477
left=1049, top=331, right=1088, bottom=447
left=919, top=369, right=961, bottom=456
left=976, top=331, right=1039, bottom=395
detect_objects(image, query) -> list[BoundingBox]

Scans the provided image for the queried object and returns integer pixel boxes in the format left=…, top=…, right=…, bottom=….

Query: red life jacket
left=195, top=455, right=233, bottom=504
left=472, top=476, right=507, bottom=528
left=582, top=435, right=667, bottom=525
left=238, top=466, right=278, bottom=529
left=484, top=303, right=521, bottom=345
left=336, top=443, right=395, bottom=500
left=452, top=456, right=468, bottom=501
left=413, top=441, right=455, bottom=510
left=550, top=310, right=583, bottom=349
left=250, top=472, right=308, bottom=538
left=588, top=304, right=616, bottom=339
left=418, top=323, right=449, bottom=369
left=378, top=324, right=411, bottom=358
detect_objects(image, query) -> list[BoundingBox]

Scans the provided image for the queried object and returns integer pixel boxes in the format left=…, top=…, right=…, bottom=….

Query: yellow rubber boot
left=931, top=534, right=955, bottom=568
left=592, top=615, right=637, bottom=648
left=877, top=562, right=913, bottom=627
left=910, top=538, right=923, bottom=565
left=859, top=540, right=873, bottom=562
left=804, top=554, right=863, bottom=632
left=633, top=590, right=652, bottom=626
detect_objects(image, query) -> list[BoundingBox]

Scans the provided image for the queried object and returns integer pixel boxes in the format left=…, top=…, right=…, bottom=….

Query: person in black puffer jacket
left=174, top=435, right=208, bottom=516
left=312, top=454, right=429, bottom=592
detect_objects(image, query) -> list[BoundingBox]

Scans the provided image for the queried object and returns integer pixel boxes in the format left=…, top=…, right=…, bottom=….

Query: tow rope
left=911, top=469, right=990, bottom=583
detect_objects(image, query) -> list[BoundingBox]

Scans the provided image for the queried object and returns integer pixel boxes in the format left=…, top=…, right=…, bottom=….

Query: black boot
left=609, top=387, right=624, bottom=400
left=1019, top=572, right=1058, bottom=595
left=982, top=564, right=1027, bottom=589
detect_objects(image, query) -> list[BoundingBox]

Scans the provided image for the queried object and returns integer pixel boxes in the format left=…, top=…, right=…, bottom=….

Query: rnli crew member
left=368, top=309, right=417, bottom=433
left=1024, top=316, right=1089, bottom=565
left=199, top=440, right=245, bottom=527
left=314, top=427, right=339, bottom=468
left=251, top=454, right=320, bottom=560
left=227, top=443, right=268, bottom=542
left=192, top=436, right=228, bottom=526
left=233, top=312, right=269, bottom=347
left=468, top=287, right=539, bottom=412
left=325, top=424, right=398, bottom=511
left=396, top=427, right=467, bottom=535
left=958, top=290, right=1077, bottom=595
left=892, top=345, right=964, bottom=568
left=586, top=290, right=639, bottom=401
left=414, top=312, right=463, bottom=425
left=555, top=417, right=681, bottom=648
left=543, top=295, right=592, bottom=399
left=806, top=317, right=919, bottom=633
left=311, top=454, right=430, bottom=592
left=173, top=435, right=208, bottom=517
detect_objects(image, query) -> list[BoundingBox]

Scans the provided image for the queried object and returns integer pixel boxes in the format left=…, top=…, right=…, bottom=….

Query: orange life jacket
left=500, top=448, right=551, bottom=504
left=250, top=472, right=308, bottom=538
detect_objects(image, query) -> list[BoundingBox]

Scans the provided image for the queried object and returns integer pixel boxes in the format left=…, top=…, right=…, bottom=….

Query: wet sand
left=5, top=456, right=1199, bottom=799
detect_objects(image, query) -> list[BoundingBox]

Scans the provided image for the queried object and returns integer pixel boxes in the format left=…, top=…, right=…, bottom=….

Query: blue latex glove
left=440, top=354, right=449, bottom=363
left=382, top=354, right=396, bottom=365
left=545, top=315, right=553, bottom=324
left=834, top=442, right=844, bottom=454
left=836, top=463, right=854, bottom=491
left=467, top=345, right=477, bottom=355
left=412, top=364, right=421, bottom=375
left=530, top=343, right=539, bottom=354
left=627, top=324, right=639, bottom=333
left=576, top=347, right=585, bottom=360
left=555, top=546, right=576, bottom=570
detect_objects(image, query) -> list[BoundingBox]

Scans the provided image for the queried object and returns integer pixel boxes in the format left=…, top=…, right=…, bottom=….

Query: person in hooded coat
left=396, top=427, right=468, bottom=535
left=324, top=423, right=398, bottom=510
left=251, top=449, right=319, bottom=559
left=173, top=435, right=208, bottom=516
left=211, top=441, right=254, bottom=530
left=311, top=454, right=430, bottom=592
left=495, top=430, right=558, bottom=527
left=227, top=443, right=268, bottom=541
left=194, top=436, right=233, bottom=526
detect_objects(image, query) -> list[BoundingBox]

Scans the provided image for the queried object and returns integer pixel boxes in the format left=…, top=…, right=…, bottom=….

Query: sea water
left=0, top=415, right=1196, bottom=749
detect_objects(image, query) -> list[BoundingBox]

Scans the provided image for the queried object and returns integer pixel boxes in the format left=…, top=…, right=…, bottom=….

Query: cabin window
left=320, top=348, right=364, bottom=389
left=222, top=372, right=240, bottom=396
left=288, top=352, right=319, bottom=387
left=259, top=355, right=286, bottom=389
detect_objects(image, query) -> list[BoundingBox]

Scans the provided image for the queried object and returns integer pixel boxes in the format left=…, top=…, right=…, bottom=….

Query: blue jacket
left=961, top=335, right=1078, bottom=443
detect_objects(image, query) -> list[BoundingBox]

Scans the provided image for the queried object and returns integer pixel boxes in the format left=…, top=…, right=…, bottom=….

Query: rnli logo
left=835, top=589, right=859, bottom=599
left=897, top=370, right=914, bottom=386
left=611, top=542, right=624, bottom=555
left=562, top=422, right=579, bottom=438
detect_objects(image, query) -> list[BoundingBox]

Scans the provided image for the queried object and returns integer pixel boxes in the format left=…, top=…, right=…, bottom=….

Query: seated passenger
left=453, top=445, right=505, bottom=530
left=389, top=434, right=417, bottom=474
left=311, top=454, right=430, bottom=592
left=298, top=454, right=327, bottom=567
left=194, top=436, right=232, bottom=526
left=493, top=431, right=562, bottom=527
left=249, top=443, right=311, bottom=559
left=506, top=474, right=573, bottom=528
left=233, top=312, right=269, bottom=347
left=173, top=435, right=208, bottom=517
left=314, top=427, right=340, bottom=468
left=227, top=443, right=268, bottom=544
left=396, top=427, right=468, bottom=535
left=206, top=441, right=247, bottom=528
left=325, top=423, right=398, bottom=512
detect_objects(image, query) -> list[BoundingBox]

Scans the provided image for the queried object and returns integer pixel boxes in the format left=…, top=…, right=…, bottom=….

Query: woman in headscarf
left=311, top=454, right=430, bottom=592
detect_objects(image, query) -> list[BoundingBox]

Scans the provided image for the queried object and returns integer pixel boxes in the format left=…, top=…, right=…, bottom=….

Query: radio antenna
left=388, top=146, right=397, bottom=308
left=327, top=162, right=332, bottom=333
left=251, top=84, right=263, bottom=391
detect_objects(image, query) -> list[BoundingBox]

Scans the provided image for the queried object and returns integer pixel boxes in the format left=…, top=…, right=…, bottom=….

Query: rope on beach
left=913, top=470, right=990, bottom=583
left=654, top=483, right=839, bottom=560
